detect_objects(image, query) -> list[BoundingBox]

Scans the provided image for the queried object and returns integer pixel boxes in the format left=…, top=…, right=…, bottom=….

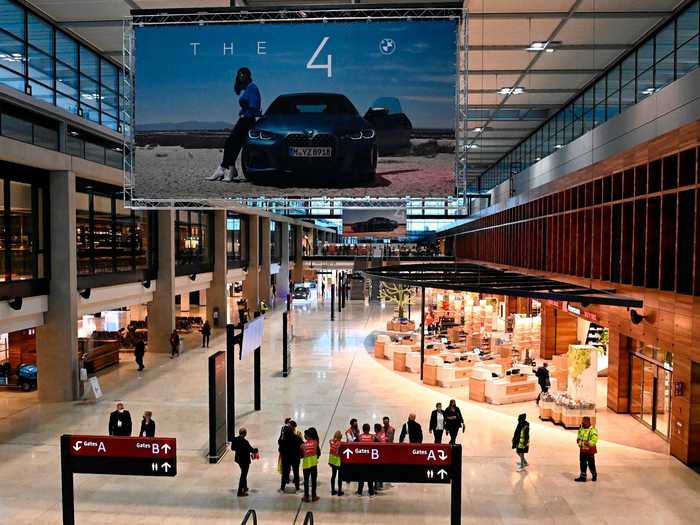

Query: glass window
left=655, top=52, right=675, bottom=90
left=606, top=65, right=620, bottom=97
left=105, top=147, right=122, bottom=169
left=677, top=3, right=699, bottom=46
left=594, top=78, right=606, bottom=106
left=0, top=179, right=5, bottom=281
left=621, top=53, right=636, bottom=86
left=101, top=59, right=117, bottom=92
left=80, top=74, right=99, bottom=109
left=28, top=47, right=53, bottom=86
left=655, top=22, right=675, bottom=61
left=115, top=199, right=133, bottom=272
left=57, top=93, right=78, bottom=115
left=676, top=35, right=699, bottom=77
left=33, top=122, right=58, bottom=150
left=637, top=40, right=654, bottom=73
left=79, top=46, right=98, bottom=80
left=134, top=209, right=150, bottom=270
left=637, top=66, right=654, bottom=100
left=621, top=81, right=636, bottom=110
left=0, top=31, right=25, bottom=74
left=92, top=195, right=112, bottom=274
left=28, top=13, right=53, bottom=55
left=76, top=191, right=91, bottom=275
left=9, top=181, right=33, bottom=281
left=56, top=61, right=78, bottom=98
left=56, top=31, right=77, bottom=67
left=84, top=141, right=105, bottom=164
left=1, top=112, right=32, bottom=142
left=0, top=0, right=24, bottom=39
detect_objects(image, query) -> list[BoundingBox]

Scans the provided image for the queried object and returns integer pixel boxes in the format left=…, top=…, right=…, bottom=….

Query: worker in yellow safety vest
left=300, top=427, right=321, bottom=502
left=575, top=416, right=598, bottom=482
left=328, top=431, right=343, bottom=496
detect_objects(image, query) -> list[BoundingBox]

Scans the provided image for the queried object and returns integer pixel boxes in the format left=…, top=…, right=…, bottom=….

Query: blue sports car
left=242, top=93, right=378, bottom=185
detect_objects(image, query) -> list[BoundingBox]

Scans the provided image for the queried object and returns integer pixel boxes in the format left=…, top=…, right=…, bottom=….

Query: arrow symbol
left=151, top=462, right=158, bottom=472
left=437, top=469, right=448, bottom=480
left=427, top=469, right=434, bottom=479
left=342, top=449, right=354, bottom=459
left=438, top=450, right=447, bottom=461
left=72, top=441, right=82, bottom=452
left=161, top=462, right=171, bottom=472
left=162, top=444, right=171, bottom=453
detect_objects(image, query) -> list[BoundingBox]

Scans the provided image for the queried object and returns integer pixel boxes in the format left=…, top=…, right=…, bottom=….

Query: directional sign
left=339, top=443, right=453, bottom=484
left=64, top=435, right=177, bottom=477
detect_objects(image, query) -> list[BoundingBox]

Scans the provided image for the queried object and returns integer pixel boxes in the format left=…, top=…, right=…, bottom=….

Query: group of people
left=107, top=402, right=156, bottom=437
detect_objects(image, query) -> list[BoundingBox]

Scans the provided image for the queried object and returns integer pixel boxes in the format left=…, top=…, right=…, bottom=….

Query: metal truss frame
left=123, top=5, right=468, bottom=211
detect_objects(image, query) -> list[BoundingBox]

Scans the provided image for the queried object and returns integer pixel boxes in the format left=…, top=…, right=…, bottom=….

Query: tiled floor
left=0, top=299, right=698, bottom=524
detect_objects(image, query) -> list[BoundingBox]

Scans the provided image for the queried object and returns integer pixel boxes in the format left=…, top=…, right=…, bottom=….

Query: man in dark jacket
left=108, top=402, right=132, bottom=436
left=278, top=424, right=302, bottom=492
left=134, top=339, right=145, bottom=371
left=201, top=321, right=211, bottom=348
left=443, top=399, right=465, bottom=445
left=231, top=427, right=258, bottom=497
left=535, top=362, right=550, bottom=405
left=399, top=413, right=423, bottom=443
left=429, top=402, right=445, bottom=444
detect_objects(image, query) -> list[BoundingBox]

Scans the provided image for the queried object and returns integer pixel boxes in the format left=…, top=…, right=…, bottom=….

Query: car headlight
left=349, top=129, right=375, bottom=140
left=248, top=129, right=274, bottom=140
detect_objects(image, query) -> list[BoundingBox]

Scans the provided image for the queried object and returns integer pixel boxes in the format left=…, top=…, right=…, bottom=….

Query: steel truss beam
left=362, top=263, right=643, bottom=308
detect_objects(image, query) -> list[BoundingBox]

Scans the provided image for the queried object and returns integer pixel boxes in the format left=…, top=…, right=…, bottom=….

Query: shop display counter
left=469, top=377, right=486, bottom=402
left=374, top=335, right=391, bottom=359
left=386, top=319, right=416, bottom=332
left=393, top=348, right=408, bottom=372
left=436, top=361, right=472, bottom=388
left=539, top=392, right=596, bottom=428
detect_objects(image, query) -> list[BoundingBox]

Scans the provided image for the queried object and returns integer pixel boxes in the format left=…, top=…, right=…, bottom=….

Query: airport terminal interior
left=2, top=0, right=700, bottom=523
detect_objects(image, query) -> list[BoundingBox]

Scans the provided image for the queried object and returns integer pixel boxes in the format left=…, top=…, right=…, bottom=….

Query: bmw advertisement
left=342, top=208, right=407, bottom=238
left=132, top=17, right=458, bottom=200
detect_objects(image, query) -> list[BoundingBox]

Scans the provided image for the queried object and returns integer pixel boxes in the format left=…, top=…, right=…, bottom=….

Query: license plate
left=289, top=147, right=332, bottom=158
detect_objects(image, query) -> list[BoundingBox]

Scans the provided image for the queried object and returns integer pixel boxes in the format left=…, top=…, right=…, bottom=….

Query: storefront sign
left=565, top=303, right=599, bottom=322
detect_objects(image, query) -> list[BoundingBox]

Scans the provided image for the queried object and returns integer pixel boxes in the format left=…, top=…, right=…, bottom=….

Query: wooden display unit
left=374, top=340, right=385, bottom=359
left=469, top=377, right=486, bottom=402
left=393, top=351, right=407, bottom=372
left=423, top=364, right=438, bottom=386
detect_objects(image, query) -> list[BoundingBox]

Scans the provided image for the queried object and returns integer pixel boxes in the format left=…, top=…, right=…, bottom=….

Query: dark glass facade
left=0, top=162, right=48, bottom=292
left=271, top=220, right=282, bottom=263
left=226, top=211, right=247, bottom=269
left=175, top=210, right=213, bottom=276
left=76, top=179, right=155, bottom=281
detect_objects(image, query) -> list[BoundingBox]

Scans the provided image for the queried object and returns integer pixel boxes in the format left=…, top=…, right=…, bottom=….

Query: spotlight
left=79, top=288, right=91, bottom=299
left=630, top=309, right=645, bottom=325
left=189, top=274, right=197, bottom=281
left=7, top=297, right=23, bottom=311
left=142, top=280, right=151, bottom=289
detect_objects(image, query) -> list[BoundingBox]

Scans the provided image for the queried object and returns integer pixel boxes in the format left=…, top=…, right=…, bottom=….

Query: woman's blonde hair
left=333, top=430, right=342, bottom=441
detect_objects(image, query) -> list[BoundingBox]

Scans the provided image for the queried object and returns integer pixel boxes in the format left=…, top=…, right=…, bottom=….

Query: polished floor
left=1, top=299, right=699, bottom=524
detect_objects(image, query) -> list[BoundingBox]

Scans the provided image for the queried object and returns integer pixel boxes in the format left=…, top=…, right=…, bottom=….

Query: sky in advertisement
left=135, top=19, right=457, bottom=130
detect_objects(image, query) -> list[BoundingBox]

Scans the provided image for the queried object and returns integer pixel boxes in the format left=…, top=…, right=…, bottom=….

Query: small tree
left=379, top=283, right=416, bottom=320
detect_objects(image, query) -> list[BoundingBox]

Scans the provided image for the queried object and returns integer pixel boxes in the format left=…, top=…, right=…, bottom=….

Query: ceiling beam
left=468, top=10, right=672, bottom=19
left=468, top=44, right=631, bottom=52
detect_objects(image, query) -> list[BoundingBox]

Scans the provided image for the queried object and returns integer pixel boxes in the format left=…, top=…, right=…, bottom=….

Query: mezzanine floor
left=0, top=299, right=698, bottom=524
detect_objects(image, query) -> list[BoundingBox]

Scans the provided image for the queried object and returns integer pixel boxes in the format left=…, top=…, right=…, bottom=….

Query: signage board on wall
left=241, top=316, right=264, bottom=358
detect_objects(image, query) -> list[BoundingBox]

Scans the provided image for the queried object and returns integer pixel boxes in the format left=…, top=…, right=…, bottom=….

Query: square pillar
left=277, top=221, right=291, bottom=303
left=607, top=331, right=631, bottom=413
left=36, top=171, right=78, bottom=402
left=292, top=224, right=304, bottom=284
left=148, top=210, right=176, bottom=353
left=244, top=214, right=260, bottom=308
left=259, top=217, right=272, bottom=307
left=179, top=293, right=190, bottom=312
left=207, top=210, right=228, bottom=329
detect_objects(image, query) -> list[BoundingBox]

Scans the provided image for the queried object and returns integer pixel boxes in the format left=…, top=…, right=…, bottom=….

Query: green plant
left=567, top=346, right=592, bottom=388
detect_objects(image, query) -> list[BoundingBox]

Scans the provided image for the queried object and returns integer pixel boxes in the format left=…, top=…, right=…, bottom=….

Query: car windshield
left=266, top=94, right=358, bottom=116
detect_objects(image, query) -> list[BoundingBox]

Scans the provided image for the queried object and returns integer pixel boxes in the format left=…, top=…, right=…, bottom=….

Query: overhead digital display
left=342, top=208, right=407, bottom=238
left=132, top=18, right=457, bottom=201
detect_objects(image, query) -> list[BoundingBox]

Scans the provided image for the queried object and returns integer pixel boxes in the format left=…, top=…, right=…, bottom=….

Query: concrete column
left=36, top=170, right=78, bottom=402
left=244, top=214, right=260, bottom=308
left=199, top=289, right=207, bottom=307
left=259, top=217, right=272, bottom=307
left=207, top=210, right=228, bottom=329
left=179, top=293, right=190, bottom=312
left=292, top=224, right=304, bottom=284
left=277, top=221, right=290, bottom=304
left=148, top=210, right=176, bottom=353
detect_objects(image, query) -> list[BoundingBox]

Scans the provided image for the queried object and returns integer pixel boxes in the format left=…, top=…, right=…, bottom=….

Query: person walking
left=231, top=427, right=258, bottom=497
left=429, top=402, right=445, bottom=444
left=512, top=413, right=530, bottom=471
left=134, top=339, right=145, bottom=371
left=575, top=416, right=598, bottom=482
left=108, top=402, right=132, bottom=436
left=278, top=424, right=302, bottom=493
left=345, top=418, right=360, bottom=442
left=535, top=362, right=550, bottom=405
left=443, top=399, right=465, bottom=445
left=139, top=411, right=156, bottom=437
left=169, top=329, right=180, bottom=358
left=328, top=430, right=344, bottom=496
left=356, top=424, right=377, bottom=497
left=382, top=416, right=396, bottom=442
left=301, top=427, right=321, bottom=502
left=399, top=413, right=423, bottom=444
left=201, top=320, right=211, bottom=348
left=207, top=67, right=261, bottom=182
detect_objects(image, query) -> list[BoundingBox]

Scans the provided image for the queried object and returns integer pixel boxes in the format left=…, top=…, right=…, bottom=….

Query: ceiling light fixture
left=642, top=87, right=656, bottom=95
left=466, top=144, right=479, bottom=150
left=555, top=144, right=563, bottom=149
left=497, top=86, right=525, bottom=96
left=473, top=127, right=483, bottom=133
left=526, top=40, right=559, bottom=52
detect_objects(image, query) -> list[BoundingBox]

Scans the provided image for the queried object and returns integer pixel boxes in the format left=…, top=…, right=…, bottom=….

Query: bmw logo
left=304, top=129, right=314, bottom=137
left=379, top=38, right=396, bottom=55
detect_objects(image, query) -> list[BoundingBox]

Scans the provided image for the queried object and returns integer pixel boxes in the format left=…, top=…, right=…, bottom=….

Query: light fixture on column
left=189, top=273, right=197, bottom=281
left=79, top=288, right=91, bottom=299
left=142, top=279, right=151, bottom=289
left=630, top=309, right=646, bottom=325
left=7, top=297, right=23, bottom=311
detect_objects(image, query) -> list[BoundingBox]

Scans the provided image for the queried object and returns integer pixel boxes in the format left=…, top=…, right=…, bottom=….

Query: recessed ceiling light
left=466, top=144, right=479, bottom=150
left=642, top=87, right=656, bottom=95
left=497, top=86, right=525, bottom=95
left=526, top=40, right=559, bottom=52
left=473, top=127, right=483, bottom=133
left=555, top=144, right=563, bottom=149
left=545, top=48, right=555, bottom=53
left=535, top=157, right=542, bottom=161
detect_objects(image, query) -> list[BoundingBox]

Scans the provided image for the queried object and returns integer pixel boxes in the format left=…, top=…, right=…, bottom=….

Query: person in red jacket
left=300, top=427, right=321, bottom=502
left=328, top=430, right=343, bottom=496
left=356, top=424, right=377, bottom=497
left=373, top=423, right=387, bottom=491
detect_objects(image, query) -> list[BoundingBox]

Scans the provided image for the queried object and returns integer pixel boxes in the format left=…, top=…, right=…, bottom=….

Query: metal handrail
left=302, top=511, right=314, bottom=525
left=240, top=509, right=257, bottom=525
